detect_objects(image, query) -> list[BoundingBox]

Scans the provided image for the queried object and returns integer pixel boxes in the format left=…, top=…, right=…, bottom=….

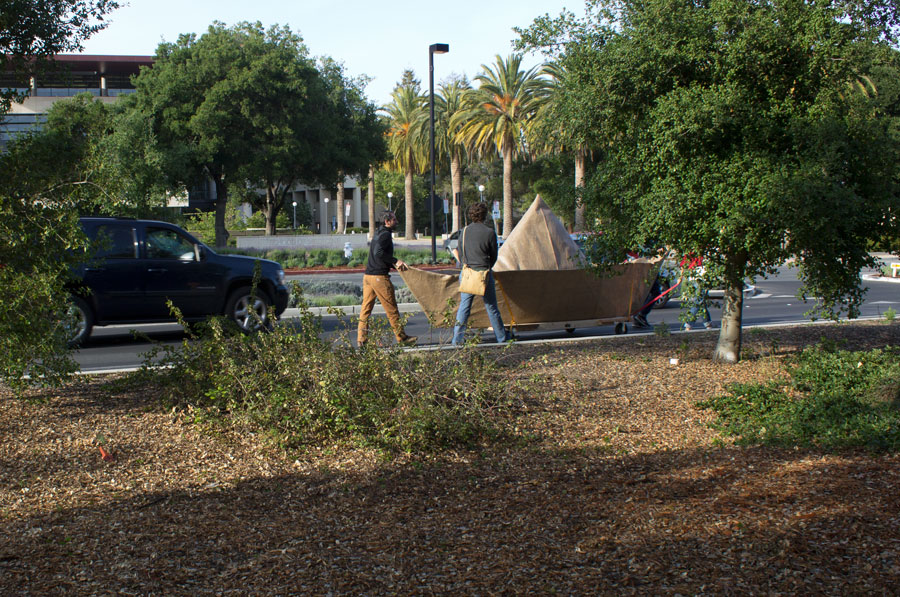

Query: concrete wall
left=235, top=233, right=445, bottom=251
left=236, top=233, right=372, bottom=251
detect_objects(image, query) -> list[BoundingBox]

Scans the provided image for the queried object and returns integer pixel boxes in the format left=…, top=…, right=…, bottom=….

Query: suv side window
left=93, top=225, right=137, bottom=259
left=146, top=227, right=197, bottom=261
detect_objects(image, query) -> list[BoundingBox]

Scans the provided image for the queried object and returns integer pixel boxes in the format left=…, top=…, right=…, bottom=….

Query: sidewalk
left=285, top=263, right=454, bottom=275
left=287, top=303, right=422, bottom=318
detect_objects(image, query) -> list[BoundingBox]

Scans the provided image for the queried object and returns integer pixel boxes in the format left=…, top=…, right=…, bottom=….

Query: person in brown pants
left=357, top=211, right=417, bottom=347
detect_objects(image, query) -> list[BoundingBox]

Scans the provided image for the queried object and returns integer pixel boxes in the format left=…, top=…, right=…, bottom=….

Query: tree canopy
left=518, top=0, right=900, bottom=362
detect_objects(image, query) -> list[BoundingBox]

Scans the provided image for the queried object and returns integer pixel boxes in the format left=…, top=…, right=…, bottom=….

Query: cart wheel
left=614, top=322, right=628, bottom=335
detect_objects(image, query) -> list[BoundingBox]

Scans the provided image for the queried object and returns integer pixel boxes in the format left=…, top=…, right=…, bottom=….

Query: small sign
left=345, top=202, right=351, bottom=217
left=443, top=199, right=449, bottom=214
left=891, top=263, right=900, bottom=277
left=492, top=201, right=501, bottom=220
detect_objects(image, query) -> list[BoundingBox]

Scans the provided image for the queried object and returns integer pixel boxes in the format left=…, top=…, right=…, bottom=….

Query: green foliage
left=699, top=344, right=900, bottom=451
left=134, top=306, right=511, bottom=453
left=0, top=101, right=113, bottom=387
left=517, top=0, right=900, bottom=361
left=885, top=307, right=897, bottom=322
left=128, top=22, right=383, bottom=247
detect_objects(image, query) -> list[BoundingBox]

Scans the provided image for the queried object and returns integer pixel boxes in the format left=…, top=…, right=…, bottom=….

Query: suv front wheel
left=66, top=295, right=94, bottom=346
left=225, top=286, right=273, bottom=332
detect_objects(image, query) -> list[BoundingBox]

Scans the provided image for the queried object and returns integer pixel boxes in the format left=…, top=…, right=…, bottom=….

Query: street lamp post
left=478, top=184, right=485, bottom=203
left=292, top=201, right=297, bottom=230
left=429, top=42, right=449, bottom=263
left=387, top=191, right=393, bottom=212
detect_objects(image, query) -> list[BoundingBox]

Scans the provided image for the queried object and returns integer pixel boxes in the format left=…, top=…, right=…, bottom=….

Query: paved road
left=74, top=263, right=899, bottom=373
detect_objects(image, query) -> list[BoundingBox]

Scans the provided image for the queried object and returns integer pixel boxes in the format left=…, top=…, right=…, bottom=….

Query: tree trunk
left=450, top=151, right=462, bottom=232
left=502, top=149, right=513, bottom=237
left=264, top=186, right=277, bottom=236
left=213, top=175, right=229, bottom=249
left=367, top=165, right=376, bottom=240
left=404, top=169, right=415, bottom=240
left=336, top=177, right=346, bottom=234
left=574, top=149, right=586, bottom=232
left=714, top=259, right=746, bottom=363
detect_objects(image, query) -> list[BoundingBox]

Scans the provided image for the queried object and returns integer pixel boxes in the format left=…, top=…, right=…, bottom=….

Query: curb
left=863, top=274, right=900, bottom=284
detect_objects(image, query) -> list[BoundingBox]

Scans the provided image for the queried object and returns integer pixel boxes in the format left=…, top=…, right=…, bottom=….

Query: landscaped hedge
left=219, top=247, right=454, bottom=269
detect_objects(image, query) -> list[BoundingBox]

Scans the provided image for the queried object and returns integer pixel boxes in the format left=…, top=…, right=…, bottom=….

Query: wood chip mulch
left=2, top=322, right=900, bottom=595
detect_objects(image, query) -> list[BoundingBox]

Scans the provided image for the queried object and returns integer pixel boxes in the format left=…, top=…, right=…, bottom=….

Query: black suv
left=67, top=217, right=289, bottom=344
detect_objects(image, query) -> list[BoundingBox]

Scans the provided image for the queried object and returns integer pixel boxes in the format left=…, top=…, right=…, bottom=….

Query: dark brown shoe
left=398, top=335, right=417, bottom=347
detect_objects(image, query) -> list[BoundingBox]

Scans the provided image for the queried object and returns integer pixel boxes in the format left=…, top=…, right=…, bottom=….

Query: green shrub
left=132, top=306, right=512, bottom=454
left=307, top=294, right=361, bottom=307
left=221, top=246, right=453, bottom=270
left=300, top=281, right=363, bottom=297
left=699, top=343, right=900, bottom=451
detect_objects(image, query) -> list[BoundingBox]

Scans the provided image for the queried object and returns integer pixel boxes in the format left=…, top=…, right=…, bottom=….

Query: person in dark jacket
left=357, top=211, right=416, bottom=347
left=452, top=203, right=510, bottom=345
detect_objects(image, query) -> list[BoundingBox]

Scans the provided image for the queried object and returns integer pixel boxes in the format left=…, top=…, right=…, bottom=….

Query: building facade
left=0, top=55, right=153, bottom=150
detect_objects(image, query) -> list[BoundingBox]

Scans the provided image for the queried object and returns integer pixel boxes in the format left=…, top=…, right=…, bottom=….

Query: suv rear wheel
left=66, top=295, right=94, bottom=346
left=225, top=286, right=272, bottom=332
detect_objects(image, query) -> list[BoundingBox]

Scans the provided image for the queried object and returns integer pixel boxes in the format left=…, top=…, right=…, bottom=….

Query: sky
left=78, top=0, right=585, bottom=107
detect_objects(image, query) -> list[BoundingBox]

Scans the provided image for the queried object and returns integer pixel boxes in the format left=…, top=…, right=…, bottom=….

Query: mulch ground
left=2, top=322, right=900, bottom=595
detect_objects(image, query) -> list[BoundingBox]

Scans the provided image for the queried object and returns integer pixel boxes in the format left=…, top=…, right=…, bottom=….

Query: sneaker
left=398, top=335, right=417, bottom=347
left=632, top=314, right=649, bottom=328
left=683, top=323, right=692, bottom=331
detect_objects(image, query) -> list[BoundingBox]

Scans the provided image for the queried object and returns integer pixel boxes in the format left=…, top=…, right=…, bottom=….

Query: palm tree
left=383, top=74, right=427, bottom=239
left=435, top=77, right=474, bottom=232
left=458, top=55, right=549, bottom=237
left=541, top=61, right=591, bottom=231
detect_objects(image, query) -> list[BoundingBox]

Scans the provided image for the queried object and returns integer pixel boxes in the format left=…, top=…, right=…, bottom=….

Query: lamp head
left=430, top=43, right=449, bottom=54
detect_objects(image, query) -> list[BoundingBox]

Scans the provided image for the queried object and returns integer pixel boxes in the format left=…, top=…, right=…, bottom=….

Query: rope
left=630, top=277, right=682, bottom=316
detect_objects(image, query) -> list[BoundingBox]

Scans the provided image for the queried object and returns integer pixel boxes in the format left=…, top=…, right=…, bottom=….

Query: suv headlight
left=276, top=269, right=285, bottom=285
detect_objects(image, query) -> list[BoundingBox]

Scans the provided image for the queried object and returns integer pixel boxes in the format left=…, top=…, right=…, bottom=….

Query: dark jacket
left=365, top=226, right=398, bottom=275
left=459, top=222, right=498, bottom=271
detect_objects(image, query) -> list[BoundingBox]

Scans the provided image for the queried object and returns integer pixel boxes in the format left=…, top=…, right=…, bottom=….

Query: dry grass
left=2, top=321, right=900, bottom=594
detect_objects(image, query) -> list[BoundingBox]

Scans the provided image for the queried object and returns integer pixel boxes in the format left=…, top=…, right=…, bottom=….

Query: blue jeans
left=688, top=289, right=711, bottom=324
left=452, top=271, right=509, bottom=345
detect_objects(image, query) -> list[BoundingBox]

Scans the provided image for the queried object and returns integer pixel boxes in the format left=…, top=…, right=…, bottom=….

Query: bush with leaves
left=133, top=301, right=513, bottom=453
left=699, top=342, right=900, bottom=451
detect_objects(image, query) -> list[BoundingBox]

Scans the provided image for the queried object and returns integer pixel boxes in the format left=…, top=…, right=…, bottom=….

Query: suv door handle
left=84, top=267, right=105, bottom=272
left=147, top=268, right=168, bottom=273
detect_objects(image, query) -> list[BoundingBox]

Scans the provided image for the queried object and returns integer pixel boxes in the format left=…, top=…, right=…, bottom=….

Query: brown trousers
left=357, top=274, right=406, bottom=344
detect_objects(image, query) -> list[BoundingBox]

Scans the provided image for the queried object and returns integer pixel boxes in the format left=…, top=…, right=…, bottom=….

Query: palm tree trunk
left=574, top=150, right=586, bottom=232
left=502, top=149, right=513, bottom=237
left=450, top=151, right=462, bottom=232
left=336, top=178, right=346, bottom=234
left=404, top=169, right=415, bottom=239
left=367, top=165, right=376, bottom=240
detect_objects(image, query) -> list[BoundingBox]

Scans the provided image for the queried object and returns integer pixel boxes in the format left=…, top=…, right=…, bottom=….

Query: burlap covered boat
left=400, top=196, right=657, bottom=331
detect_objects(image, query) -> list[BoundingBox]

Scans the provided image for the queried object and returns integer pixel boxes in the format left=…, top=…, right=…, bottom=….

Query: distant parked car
left=66, top=217, right=289, bottom=345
